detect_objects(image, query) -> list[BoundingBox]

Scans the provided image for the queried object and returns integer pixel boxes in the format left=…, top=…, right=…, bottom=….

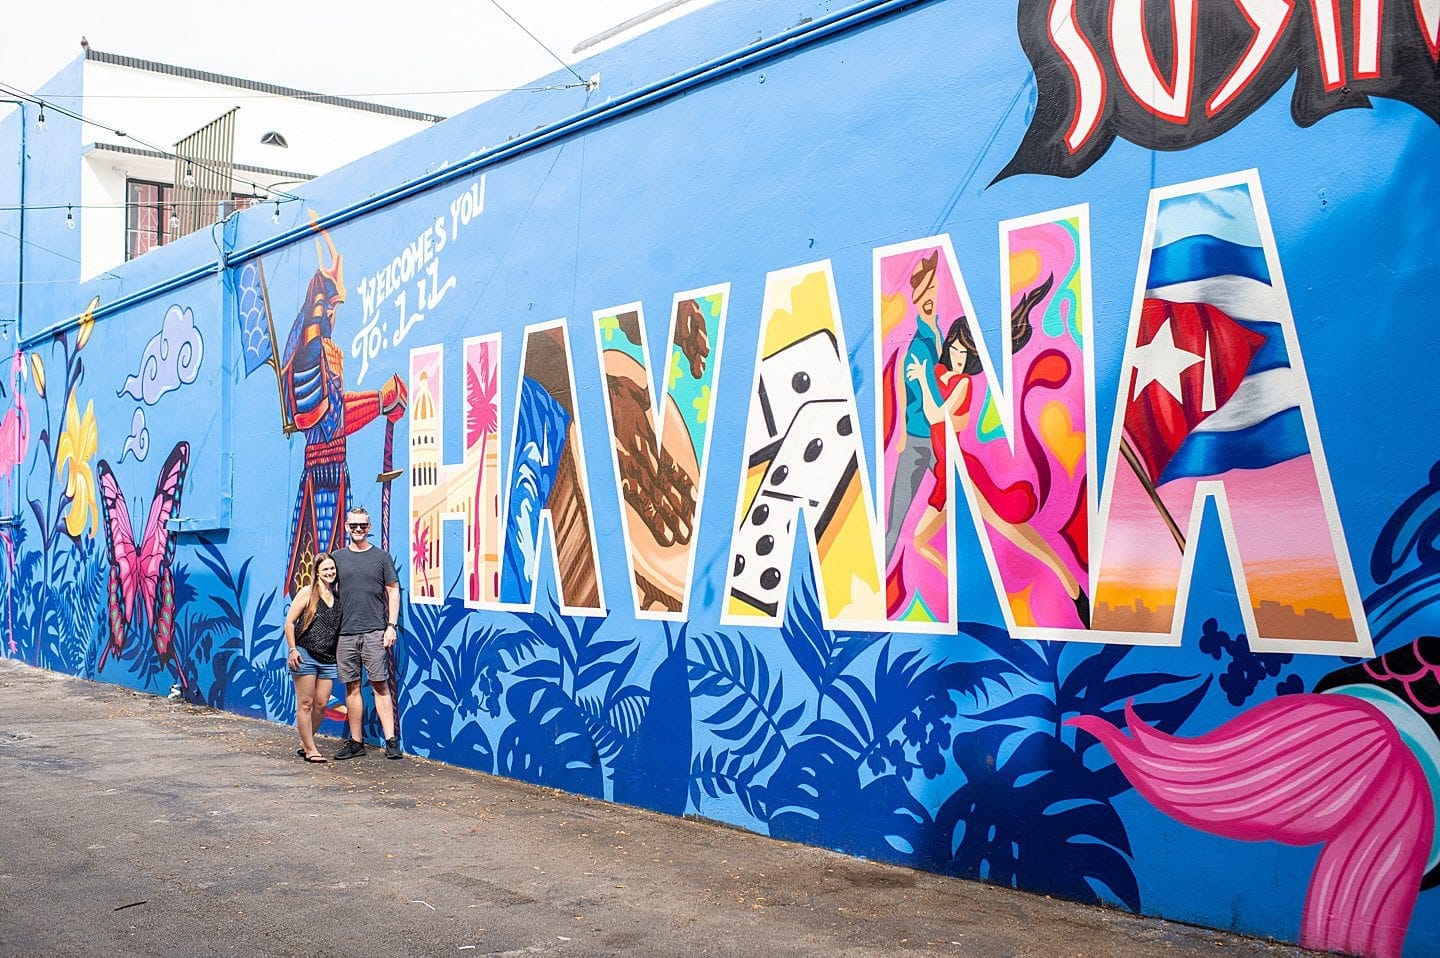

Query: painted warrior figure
left=280, top=228, right=407, bottom=596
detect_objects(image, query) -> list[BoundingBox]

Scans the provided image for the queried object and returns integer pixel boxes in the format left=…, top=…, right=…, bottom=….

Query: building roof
left=85, top=141, right=316, bottom=182
left=84, top=47, right=446, bottom=124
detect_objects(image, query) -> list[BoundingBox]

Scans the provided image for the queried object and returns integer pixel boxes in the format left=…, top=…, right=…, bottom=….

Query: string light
left=272, top=201, right=281, bottom=224
left=183, top=162, right=196, bottom=189
left=168, top=212, right=180, bottom=231
left=65, top=205, right=74, bottom=229
left=0, top=80, right=305, bottom=202
left=35, top=104, right=46, bottom=134
left=0, top=199, right=301, bottom=213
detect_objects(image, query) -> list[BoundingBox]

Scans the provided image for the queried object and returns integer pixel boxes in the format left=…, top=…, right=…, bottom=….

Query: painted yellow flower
left=28, top=352, right=45, bottom=399
left=668, top=348, right=684, bottom=390
left=75, top=296, right=100, bottom=351
left=691, top=384, right=712, bottom=424
left=56, top=387, right=99, bottom=539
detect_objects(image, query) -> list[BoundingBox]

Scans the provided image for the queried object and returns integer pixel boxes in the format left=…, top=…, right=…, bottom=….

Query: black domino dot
left=760, top=568, right=781, bottom=590
left=837, top=415, right=853, bottom=436
left=733, top=554, right=746, bottom=576
left=804, top=438, right=823, bottom=462
left=772, top=465, right=789, bottom=485
left=791, top=371, right=811, bottom=394
left=756, top=534, right=774, bottom=556
left=752, top=504, right=770, bottom=526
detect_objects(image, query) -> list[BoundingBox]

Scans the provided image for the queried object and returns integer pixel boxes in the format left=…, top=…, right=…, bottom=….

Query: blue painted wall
left=3, top=2, right=1438, bottom=955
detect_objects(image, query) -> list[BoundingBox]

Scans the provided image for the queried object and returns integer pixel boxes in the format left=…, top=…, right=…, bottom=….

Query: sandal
left=304, top=753, right=328, bottom=764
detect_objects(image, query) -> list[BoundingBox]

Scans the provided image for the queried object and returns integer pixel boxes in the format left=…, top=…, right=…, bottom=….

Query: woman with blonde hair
left=284, top=553, right=341, bottom=762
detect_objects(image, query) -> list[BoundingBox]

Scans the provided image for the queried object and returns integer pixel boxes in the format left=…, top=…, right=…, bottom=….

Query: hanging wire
left=0, top=200, right=282, bottom=212
left=76, top=83, right=586, bottom=100
left=0, top=78, right=305, bottom=202
left=0, top=226, right=124, bottom=281
left=486, top=0, right=589, bottom=87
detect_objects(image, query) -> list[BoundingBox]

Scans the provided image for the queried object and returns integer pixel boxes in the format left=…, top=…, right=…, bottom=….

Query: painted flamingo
left=0, top=350, right=26, bottom=654
left=0, top=350, right=28, bottom=505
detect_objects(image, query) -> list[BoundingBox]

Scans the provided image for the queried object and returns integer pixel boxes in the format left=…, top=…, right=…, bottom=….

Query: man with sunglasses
left=330, top=506, right=403, bottom=760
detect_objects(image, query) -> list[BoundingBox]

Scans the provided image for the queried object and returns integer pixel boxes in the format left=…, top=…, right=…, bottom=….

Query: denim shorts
left=288, top=645, right=339, bottom=680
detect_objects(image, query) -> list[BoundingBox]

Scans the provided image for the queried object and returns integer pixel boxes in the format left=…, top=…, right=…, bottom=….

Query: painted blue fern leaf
left=689, top=632, right=803, bottom=768
left=778, top=561, right=880, bottom=705
left=963, top=629, right=1209, bottom=770
left=576, top=682, right=648, bottom=768
left=182, top=539, right=291, bottom=720
left=689, top=746, right=767, bottom=821
left=43, top=538, right=104, bottom=676
left=939, top=623, right=1211, bottom=909
left=765, top=640, right=988, bottom=863
left=497, top=587, right=641, bottom=798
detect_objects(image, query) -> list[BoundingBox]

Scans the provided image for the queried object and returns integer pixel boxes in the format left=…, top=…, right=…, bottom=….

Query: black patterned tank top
left=297, top=596, right=341, bottom=664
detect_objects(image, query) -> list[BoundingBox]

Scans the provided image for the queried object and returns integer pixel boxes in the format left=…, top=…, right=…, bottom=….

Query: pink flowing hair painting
left=1071, top=692, right=1434, bottom=958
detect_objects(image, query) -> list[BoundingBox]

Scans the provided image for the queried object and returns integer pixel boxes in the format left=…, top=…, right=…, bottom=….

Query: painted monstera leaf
left=498, top=679, right=604, bottom=798
left=937, top=725, right=1140, bottom=911
left=406, top=689, right=495, bottom=772
left=766, top=734, right=936, bottom=861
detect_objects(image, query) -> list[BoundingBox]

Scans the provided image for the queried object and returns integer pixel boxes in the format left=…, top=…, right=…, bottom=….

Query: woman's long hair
left=299, top=554, right=337, bottom=634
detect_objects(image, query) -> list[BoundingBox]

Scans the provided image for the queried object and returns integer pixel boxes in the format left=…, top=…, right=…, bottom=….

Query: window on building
left=125, top=181, right=268, bottom=261
left=125, top=179, right=175, bottom=262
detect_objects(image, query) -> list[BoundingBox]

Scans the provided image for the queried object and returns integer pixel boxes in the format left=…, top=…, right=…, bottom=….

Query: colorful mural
left=4, top=2, right=1439, bottom=956
left=877, top=213, right=1092, bottom=633
left=594, top=287, right=727, bottom=617
left=270, top=227, right=408, bottom=595
left=1091, top=172, right=1368, bottom=656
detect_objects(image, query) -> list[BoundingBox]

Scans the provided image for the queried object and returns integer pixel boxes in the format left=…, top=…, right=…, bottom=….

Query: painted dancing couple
left=887, top=251, right=1088, bottom=626
left=283, top=506, right=403, bottom=763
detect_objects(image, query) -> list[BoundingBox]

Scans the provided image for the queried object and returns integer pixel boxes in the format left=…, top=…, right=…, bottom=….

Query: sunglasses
left=347, top=523, right=371, bottom=531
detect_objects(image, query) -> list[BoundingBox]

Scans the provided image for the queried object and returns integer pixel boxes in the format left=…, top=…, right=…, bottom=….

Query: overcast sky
left=1, top=0, right=714, bottom=118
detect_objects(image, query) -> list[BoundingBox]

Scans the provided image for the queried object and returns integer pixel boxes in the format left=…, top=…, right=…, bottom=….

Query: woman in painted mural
left=881, top=231, right=1089, bottom=630
left=904, top=293, right=1085, bottom=625
left=284, top=553, right=342, bottom=763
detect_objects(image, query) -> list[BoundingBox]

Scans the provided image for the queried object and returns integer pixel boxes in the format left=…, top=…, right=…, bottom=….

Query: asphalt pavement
left=0, top=659, right=1322, bottom=957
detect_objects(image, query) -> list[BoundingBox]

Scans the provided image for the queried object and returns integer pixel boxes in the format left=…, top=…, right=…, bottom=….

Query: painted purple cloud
left=119, top=305, right=204, bottom=405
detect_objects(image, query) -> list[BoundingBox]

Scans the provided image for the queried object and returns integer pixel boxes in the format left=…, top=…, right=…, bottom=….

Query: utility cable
left=486, top=0, right=590, bottom=88
left=0, top=226, right=123, bottom=282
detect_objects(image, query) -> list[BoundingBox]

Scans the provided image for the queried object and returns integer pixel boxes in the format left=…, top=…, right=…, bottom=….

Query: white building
left=58, top=44, right=444, bottom=279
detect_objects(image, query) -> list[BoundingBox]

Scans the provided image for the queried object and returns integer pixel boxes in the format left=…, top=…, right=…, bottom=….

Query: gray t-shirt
left=330, top=545, right=399, bottom=634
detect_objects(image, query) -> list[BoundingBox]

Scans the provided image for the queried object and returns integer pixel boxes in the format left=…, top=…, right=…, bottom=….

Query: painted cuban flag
left=1093, top=172, right=1369, bottom=656
left=1124, top=185, right=1309, bottom=485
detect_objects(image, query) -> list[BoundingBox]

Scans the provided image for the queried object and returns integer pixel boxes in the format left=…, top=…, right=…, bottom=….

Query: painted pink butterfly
left=95, top=441, right=190, bottom=688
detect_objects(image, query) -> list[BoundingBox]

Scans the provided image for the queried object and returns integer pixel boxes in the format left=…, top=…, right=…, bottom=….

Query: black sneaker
left=334, top=739, right=366, bottom=761
left=384, top=737, right=402, bottom=760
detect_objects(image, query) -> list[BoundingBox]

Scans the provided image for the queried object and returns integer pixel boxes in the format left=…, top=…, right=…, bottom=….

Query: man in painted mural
left=331, top=507, right=403, bottom=761
left=279, top=230, right=408, bottom=597
left=885, top=251, right=945, bottom=562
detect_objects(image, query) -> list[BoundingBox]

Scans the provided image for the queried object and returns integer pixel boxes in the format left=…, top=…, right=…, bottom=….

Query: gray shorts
left=337, top=629, right=389, bottom=684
